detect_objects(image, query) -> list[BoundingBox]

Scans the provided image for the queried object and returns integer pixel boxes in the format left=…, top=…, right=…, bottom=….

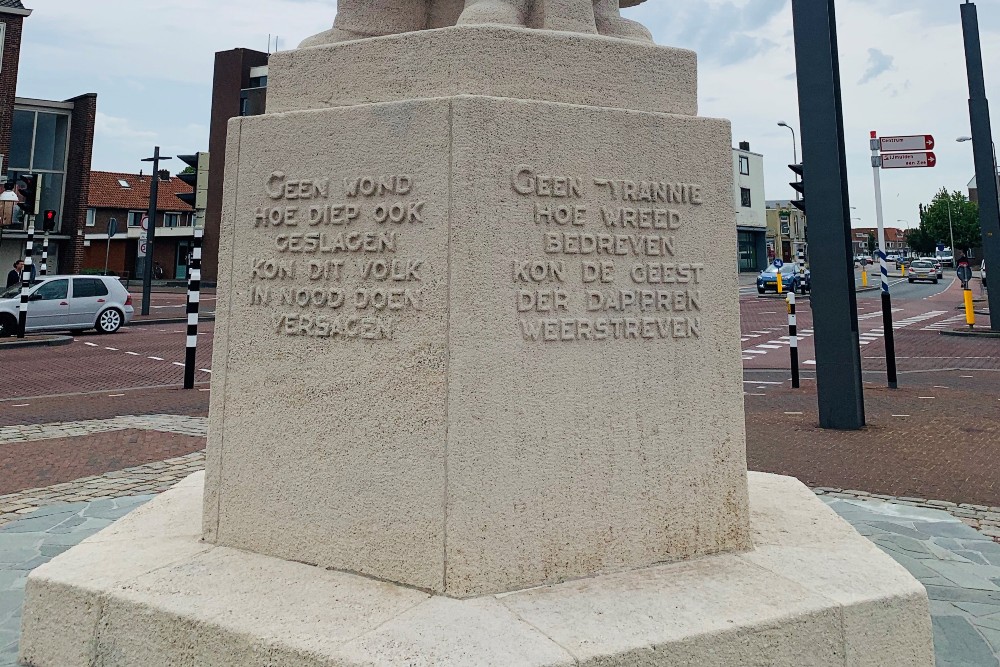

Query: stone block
left=19, top=472, right=935, bottom=666
left=268, top=25, right=697, bottom=116
left=205, top=92, right=750, bottom=597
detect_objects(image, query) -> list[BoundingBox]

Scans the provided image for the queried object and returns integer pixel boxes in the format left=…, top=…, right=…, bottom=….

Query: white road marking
left=148, top=356, right=164, bottom=361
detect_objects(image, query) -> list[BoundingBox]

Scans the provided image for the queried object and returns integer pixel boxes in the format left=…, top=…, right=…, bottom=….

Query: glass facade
left=738, top=230, right=762, bottom=272
left=7, top=108, right=71, bottom=231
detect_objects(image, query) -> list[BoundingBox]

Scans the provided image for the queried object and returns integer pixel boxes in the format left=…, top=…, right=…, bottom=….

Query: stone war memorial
left=19, top=1, right=934, bottom=665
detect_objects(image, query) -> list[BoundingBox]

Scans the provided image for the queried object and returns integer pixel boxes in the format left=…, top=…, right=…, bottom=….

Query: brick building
left=202, top=48, right=269, bottom=284
left=850, top=227, right=910, bottom=258
left=0, top=1, right=97, bottom=276
left=82, top=171, right=195, bottom=280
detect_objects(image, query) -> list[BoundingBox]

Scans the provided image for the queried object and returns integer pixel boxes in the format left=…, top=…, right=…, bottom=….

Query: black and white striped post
left=787, top=290, right=800, bottom=388
left=796, top=247, right=806, bottom=292
left=39, top=229, right=48, bottom=276
left=183, top=227, right=203, bottom=389
left=16, top=219, right=35, bottom=339
left=878, top=249, right=898, bottom=389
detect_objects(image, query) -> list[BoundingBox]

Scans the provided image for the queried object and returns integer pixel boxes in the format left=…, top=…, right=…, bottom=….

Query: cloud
left=858, top=48, right=895, bottom=85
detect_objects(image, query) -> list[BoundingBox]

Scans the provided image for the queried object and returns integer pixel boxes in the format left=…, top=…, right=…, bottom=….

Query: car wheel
left=0, top=314, right=16, bottom=338
left=757, top=287, right=765, bottom=294
left=933, top=279, right=939, bottom=284
left=96, top=308, right=123, bottom=334
left=908, top=278, right=914, bottom=283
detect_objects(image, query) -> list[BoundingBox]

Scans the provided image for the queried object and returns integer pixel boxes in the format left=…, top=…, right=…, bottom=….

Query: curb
left=756, top=292, right=810, bottom=300
left=939, top=328, right=1000, bottom=339
left=127, top=315, right=216, bottom=328
left=0, top=335, right=74, bottom=349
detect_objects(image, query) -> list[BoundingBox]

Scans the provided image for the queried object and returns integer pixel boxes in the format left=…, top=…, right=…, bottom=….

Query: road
left=739, top=274, right=996, bottom=376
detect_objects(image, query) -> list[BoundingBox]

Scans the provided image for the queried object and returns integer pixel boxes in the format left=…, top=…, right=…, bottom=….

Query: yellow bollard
left=862, top=268, right=868, bottom=288
left=901, top=263, right=907, bottom=277
left=776, top=271, right=783, bottom=294
left=964, top=289, right=976, bottom=328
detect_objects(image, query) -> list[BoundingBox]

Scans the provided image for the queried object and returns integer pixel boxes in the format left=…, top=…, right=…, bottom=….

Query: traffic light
left=17, top=173, right=42, bottom=216
left=176, top=152, right=209, bottom=226
left=788, top=163, right=805, bottom=213
left=42, top=210, right=57, bottom=232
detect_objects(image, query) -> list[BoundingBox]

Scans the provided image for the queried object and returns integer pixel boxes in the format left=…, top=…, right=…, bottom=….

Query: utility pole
left=791, top=0, right=865, bottom=429
left=961, top=1, right=1000, bottom=329
left=140, top=147, right=171, bottom=316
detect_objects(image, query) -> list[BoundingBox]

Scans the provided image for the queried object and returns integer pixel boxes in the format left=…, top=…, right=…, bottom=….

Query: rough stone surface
left=18, top=472, right=934, bottom=667
left=269, top=26, right=697, bottom=116
left=206, top=88, right=749, bottom=597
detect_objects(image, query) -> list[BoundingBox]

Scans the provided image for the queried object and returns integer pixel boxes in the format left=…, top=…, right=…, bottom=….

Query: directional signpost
left=878, top=134, right=935, bottom=152
left=868, top=131, right=938, bottom=389
left=880, top=152, right=937, bottom=169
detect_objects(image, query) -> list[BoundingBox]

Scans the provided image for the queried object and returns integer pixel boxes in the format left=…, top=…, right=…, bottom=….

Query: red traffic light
left=42, top=209, right=57, bottom=231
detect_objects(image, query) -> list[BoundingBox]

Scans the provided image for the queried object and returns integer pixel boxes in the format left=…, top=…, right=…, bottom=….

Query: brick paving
left=0, top=386, right=209, bottom=427
left=0, top=428, right=206, bottom=495
left=746, top=381, right=1000, bottom=509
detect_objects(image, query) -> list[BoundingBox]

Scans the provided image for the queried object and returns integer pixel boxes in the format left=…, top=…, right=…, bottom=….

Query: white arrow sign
left=879, top=135, right=935, bottom=152
left=880, top=151, right=937, bottom=169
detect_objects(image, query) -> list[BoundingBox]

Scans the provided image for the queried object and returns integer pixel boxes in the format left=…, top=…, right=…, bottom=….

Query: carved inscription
left=512, top=165, right=706, bottom=343
left=250, top=171, right=428, bottom=341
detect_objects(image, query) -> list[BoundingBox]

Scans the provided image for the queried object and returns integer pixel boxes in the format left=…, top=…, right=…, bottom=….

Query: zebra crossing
left=742, top=309, right=952, bottom=366
left=921, top=313, right=966, bottom=332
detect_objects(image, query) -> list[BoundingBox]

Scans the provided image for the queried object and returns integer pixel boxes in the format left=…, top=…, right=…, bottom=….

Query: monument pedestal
left=19, top=26, right=933, bottom=665
left=19, top=472, right=933, bottom=667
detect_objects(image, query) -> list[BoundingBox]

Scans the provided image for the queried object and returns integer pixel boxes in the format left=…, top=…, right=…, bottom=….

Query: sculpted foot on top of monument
left=594, top=0, right=652, bottom=41
left=456, top=0, right=530, bottom=26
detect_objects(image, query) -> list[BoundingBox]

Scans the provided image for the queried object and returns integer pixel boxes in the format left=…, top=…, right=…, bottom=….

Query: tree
left=905, top=226, right=936, bottom=256
left=919, top=188, right=980, bottom=253
left=866, top=232, right=877, bottom=254
left=179, top=166, right=196, bottom=175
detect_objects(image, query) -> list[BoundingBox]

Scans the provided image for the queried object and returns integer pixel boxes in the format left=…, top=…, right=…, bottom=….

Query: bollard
left=901, top=263, right=906, bottom=277
left=183, top=228, right=203, bottom=390
left=788, top=291, right=800, bottom=388
left=964, top=288, right=976, bottom=329
left=861, top=268, right=868, bottom=288
left=776, top=271, right=783, bottom=294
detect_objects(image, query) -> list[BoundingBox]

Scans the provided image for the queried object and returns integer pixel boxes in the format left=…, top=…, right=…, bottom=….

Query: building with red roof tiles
left=850, top=227, right=911, bottom=259
left=81, top=171, right=196, bottom=280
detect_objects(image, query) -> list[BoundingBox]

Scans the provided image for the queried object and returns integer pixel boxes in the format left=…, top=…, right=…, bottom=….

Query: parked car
left=895, top=257, right=914, bottom=270
left=907, top=260, right=938, bottom=284
left=917, top=257, right=943, bottom=279
left=757, top=262, right=810, bottom=294
left=0, top=275, right=133, bottom=337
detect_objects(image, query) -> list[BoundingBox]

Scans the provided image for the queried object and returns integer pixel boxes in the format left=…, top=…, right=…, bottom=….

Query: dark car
left=757, top=262, right=810, bottom=294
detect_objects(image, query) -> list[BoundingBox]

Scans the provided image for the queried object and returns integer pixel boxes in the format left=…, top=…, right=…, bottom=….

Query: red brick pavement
left=0, top=429, right=206, bottom=494
left=746, top=379, right=1000, bottom=507
left=0, top=386, right=209, bottom=427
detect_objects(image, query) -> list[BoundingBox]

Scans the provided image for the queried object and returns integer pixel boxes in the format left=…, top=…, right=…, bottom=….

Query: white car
left=0, top=275, right=134, bottom=337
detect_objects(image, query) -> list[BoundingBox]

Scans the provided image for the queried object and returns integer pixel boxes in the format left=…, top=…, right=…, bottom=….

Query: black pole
left=140, top=147, right=171, bottom=316
left=961, top=2, right=1000, bottom=329
left=791, top=0, right=865, bottom=429
left=881, top=289, right=898, bottom=389
left=183, top=227, right=203, bottom=390
left=788, top=291, right=800, bottom=388
left=16, top=218, right=34, bottom=338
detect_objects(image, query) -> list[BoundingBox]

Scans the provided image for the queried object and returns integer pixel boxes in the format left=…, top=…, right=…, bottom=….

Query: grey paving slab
left=933, top=615, right=999, bottom=667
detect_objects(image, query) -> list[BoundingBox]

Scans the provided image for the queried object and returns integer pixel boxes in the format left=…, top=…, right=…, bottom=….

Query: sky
left=15, top=0, right=1000, bottom=231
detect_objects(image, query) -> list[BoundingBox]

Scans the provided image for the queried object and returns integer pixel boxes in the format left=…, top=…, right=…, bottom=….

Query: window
left=32, top=279, right=68, bottom=301
left=739, top=155, right=750, bottom=175
left=32, top=113, right=68, bottom=171
left=740, top=187, right=751, bottom=208
left=118, top=179, right=130, bottom=188
left=72, top=278, right=109, bottom=298
left=164, top=212, right=180, bottom=228
left=127, top=211, right=145, bottom=227
left=86, top=208, right=96, bottom=227
left=8, top=106, right=71, bottom=231
left=10, top=110, right=33, bottom=170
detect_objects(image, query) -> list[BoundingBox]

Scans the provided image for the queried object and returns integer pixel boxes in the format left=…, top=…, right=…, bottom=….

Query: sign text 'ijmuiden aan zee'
left=511, top=165, right=706, bottom=343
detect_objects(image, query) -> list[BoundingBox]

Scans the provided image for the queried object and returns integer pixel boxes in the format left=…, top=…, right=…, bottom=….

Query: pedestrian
left=6, top=260, right=23, bottom=288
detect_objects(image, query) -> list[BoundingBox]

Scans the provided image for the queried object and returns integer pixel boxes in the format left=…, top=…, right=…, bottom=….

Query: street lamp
left=778, top=121, right=799, bottom=198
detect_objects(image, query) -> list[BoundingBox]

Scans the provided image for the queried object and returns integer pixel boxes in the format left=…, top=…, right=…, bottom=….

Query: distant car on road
left=895, top=257, right=914, bottom=270
left=0, top=275, right=133, bottom=337
left=917, top=257, right=943, bottom=279
left=757, top=262, right=811, bottom=294
left=907, top=260, right=938, bottom=285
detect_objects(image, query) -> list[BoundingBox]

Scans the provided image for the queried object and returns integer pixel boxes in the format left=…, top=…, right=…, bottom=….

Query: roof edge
left=0, top=7, right=32, bottom=17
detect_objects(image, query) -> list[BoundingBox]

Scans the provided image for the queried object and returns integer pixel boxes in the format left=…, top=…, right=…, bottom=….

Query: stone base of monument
left=19, top=472, right=933, bottom=667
